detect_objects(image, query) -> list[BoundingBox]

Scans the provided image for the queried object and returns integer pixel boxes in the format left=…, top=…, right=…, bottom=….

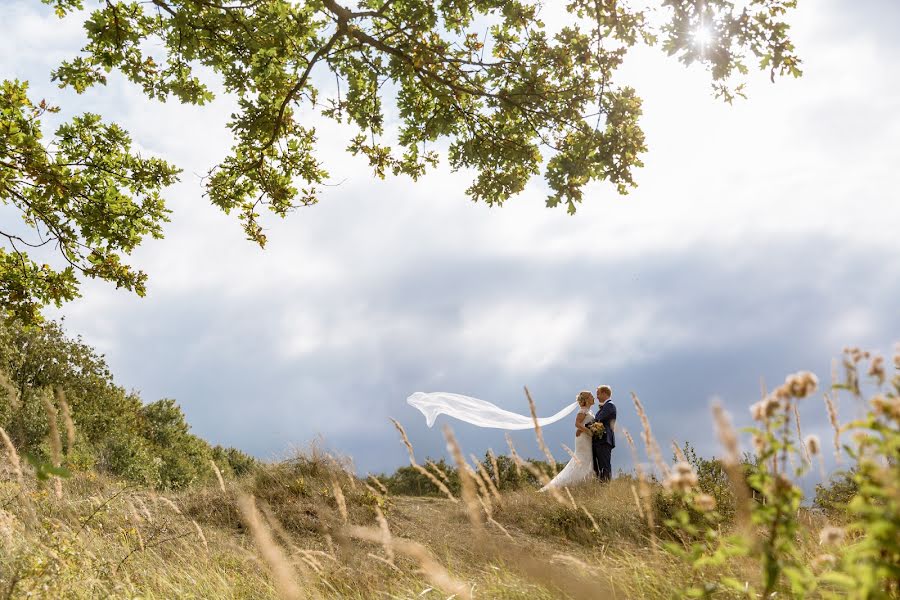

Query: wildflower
left=819, top=526, right=845, bottom=545
left=805, top=434, right=820, bottom=456
left=871, top=394, right=900, bottom=421
left=664, top=461, right=699, bottom=493
left=867, top=355, right=885, bottom=386
left=785, top=371, right=818, bottom=398
left=751, top=396, right=780, bottom=421
left=694, top=493, right=716, bottom=512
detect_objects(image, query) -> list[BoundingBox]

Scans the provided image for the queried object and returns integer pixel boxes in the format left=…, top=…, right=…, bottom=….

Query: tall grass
left=0, top=345, right=897, bottom=598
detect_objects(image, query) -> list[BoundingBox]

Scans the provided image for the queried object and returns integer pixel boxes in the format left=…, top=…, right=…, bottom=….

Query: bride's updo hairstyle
left=577, top=391, right=594, bottom=407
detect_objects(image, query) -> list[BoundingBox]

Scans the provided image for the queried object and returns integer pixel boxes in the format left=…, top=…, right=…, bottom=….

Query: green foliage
left=814, top=468, right=858, bottom=520
left=0, top=80, right=179, bottom=325
left=379, top=452, right=560, bottom=497
left=4, top=1, right=801, bottom=319
left=0, top=317, right=246, bottom=489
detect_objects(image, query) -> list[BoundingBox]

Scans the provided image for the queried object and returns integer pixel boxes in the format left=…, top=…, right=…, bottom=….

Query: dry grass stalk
left=562, top=486, right=579, bottom=511
left=524, top=386, right=557, bottom=472
left=391, top=419, right=457, bottom=501
left=504, top=433, right=567, bottom=504
left=824, top=393, right=841, bottom=462
left=671, top=441, right=687, bottom=463
left=425, top=459, right=451, bottom=484
left=793, top=402, right=811, bottom=464
left=210, top=460, right=226, bottom=493
left=191, top=519, right=209, bottom=554
left=41, top=390, right=63, bottom=498
left=630, top=483, right=644, bottom=519
left=54, top=387, right=76, bottom=454
left=711, top=402, right=752, bottom=528
left=631, top=392, right=668, bottom=477
left=487, top=448, right=501, bottom=490
left=621, top=427, right=655, bottom=537
left=367, top=475, right=389, bottom=495
left=237, top=494, right=303, bottom=600
left=443, top=425, right=483, bottom=532
left=373, top=504, right=395, bottom=562
left=133, top=496, right=153, bottom=522
left=348, top=526, right=472, bottom=600
left=331, top=478, right=348, bottom=523
left=472, top=454, right=502, bottom=502
left=367, top=552, right=403, bottom=573
left=0, top=426, right=23, bottom=486
left=156, top=496, right=182, bottom=515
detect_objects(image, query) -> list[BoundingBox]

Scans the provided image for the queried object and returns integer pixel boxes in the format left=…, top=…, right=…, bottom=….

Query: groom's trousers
left=593, top=444, right=613, bottom=482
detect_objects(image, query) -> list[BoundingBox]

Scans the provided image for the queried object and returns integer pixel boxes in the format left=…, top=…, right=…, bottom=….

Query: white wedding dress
left=541, top=407, right=595, bottom=491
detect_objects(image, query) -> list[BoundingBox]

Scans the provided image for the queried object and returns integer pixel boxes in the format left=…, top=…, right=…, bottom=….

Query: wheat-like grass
left=561, top=442, right=582, bottom=465
left=373, top=503, right=395, bottom=562
left=471, top=454, right=502, bottom=502
left=443, top=425, right=483, bottom=533
left=425, top=459, right=451, bottom=483
left=487, top=448, right=501, bottom=490
left=54, top=387, right=76, bottom=454
left=504, top=433, right=567, bottom=504
left=192, top=519, right=209, bottom=554
left=793, top=402, right=811, bottom=464
left=0, top=426, right=23, bottom=486
left=824, top=393, right=841, bottom=463
left=156, top=496, right=182, bottom=515
left=237, top=494, right=303, bottom=600
left=41, top=390, right=63, bottom=498
left=210, top=460, right=226, bottom=493
left=348, top=525, right=472, bottom=600
left=367, top=474, right=388, bottom=495
left=711, top=401, right=751, bottom=528
left=525, top=386, right=557, bottom=472
left=621, top=427, right=654, bottom=537
left=330, top=478, right=348, bottom=523
left=391, top=418, right=457, bottom=501
left=671, top=441, right=687, bottom=463
left=631, top=392, right=668, bottom=477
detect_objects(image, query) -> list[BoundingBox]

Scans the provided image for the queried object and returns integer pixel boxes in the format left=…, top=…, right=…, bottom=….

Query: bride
left=406, top=389, right=598, bottom=490
left=541, top=391, right=596, bottom=490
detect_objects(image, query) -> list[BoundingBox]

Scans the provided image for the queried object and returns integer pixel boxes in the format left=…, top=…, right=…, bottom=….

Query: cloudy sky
left=3, top=0, right=898, bottom=478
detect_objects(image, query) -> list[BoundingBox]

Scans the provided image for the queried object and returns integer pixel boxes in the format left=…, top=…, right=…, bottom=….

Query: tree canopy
left=1, top=0, right=801, bottom=323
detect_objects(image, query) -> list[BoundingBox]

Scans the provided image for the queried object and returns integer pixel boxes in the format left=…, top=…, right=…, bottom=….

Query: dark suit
left=591, top=400, right=616, bottom=481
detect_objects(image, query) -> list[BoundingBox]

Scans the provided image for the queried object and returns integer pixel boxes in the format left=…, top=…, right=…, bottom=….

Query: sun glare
left=693, top=25, right=714, bottom=48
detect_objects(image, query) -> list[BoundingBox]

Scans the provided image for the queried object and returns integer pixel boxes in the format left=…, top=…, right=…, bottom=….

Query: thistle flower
left=867, top=355, right=885, bottom=386
left=694, top=493, right=716, bottom=512
left=805, top=434, right=820, bottom=456
left=819, top=526, right=845, bottom=545
left=785, top=371, right=818, bottom=398
left=751, top=396, right=780, bottom=421
left=871, top=394, right=900, bottom=421
left=664, top=461, right=698, bottom=493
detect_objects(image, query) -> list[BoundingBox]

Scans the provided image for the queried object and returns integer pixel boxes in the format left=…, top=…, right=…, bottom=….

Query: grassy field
left=1, top=347, right=897, bottom=599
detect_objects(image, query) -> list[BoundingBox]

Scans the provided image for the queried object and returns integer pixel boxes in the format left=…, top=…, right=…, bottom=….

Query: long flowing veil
left=407, top=391, right=578, bottom=430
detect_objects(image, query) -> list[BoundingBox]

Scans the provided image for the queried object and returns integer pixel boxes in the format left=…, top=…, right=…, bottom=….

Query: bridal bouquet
left=587, top=422, right=606, bottom=437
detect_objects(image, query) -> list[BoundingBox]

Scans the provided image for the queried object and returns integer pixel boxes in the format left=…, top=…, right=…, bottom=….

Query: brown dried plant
left=237, top=494, right=304, bottom=600
left=443, top=425, right=483, bottom=533
left=391, top=418, right=457, bottom=501
left=525, top=386, right=557, bottom=472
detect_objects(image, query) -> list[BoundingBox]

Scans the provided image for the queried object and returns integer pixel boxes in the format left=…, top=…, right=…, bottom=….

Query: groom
left=591, top=385, right=616, bottom=482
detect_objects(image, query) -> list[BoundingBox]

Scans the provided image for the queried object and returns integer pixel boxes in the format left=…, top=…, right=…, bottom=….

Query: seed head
left=785, top=371, right=818, bottom=398
left=805, top=434, right=820, bottom=456
left=867, top=355, right=885, bottom=386
left=871, top=394, right=900, bottom=421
